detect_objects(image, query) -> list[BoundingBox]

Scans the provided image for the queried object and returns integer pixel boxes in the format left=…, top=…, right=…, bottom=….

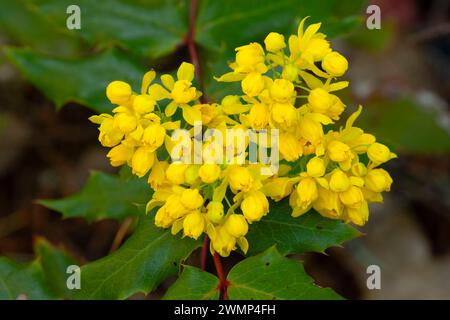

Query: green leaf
left=34, top=237, right=78, bottom=299
left=227, top=247, right=341, bottom=299
left=31, top=0, right=189, bottom=59
left=358, top=99, right=450, bottom=153
left=5, top=48, right=145, bottom=113
left=163, top=266, right=219, bottom=300
left=39, top=171, right=151, bottom=222
left=74, top=215, right=201, bottom=299
left=0, top=258, right=53, bottom=300
left=0, top=0, right=79, bottom=56
left=0, top=238, right=78, bottom=300
left=246, top=199, right=361, bottom=255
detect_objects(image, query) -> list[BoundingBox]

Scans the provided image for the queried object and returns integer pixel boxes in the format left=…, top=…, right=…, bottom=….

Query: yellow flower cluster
left=90, top=17, right=395, bottom=257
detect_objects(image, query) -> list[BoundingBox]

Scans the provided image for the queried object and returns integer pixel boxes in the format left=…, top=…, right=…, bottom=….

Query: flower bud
left=296, top=178, right=318, bottom=209
left=183, top=211, right=205, bottom=240
left=206, top=201, right=224, bottom=223
left=228, top=166, right=253, bottom=192
left=306, top=157, right=325, bottom=177
left=327, top=140, right=351, bottom=162
left=242, top=73, right=265, bottom=97
left=241, top=191, right=269, bottom=223
left=270, top=79, right=294, bottom=103
left=198, top=164, right=221, bottom=183
left=180, top=188, right=204, bottom=210
left=114, top=113, right=137, bottom=134
left=365, top=168, right=393, bottom=193
left=367, top=142, right=395, bottom=164
left=329, top=170, right=350, bottom=192
left=248, top=103, right=269, bottom=130
left=224, top=214, right=248, bottom=238
left=264, top=32, right=286, bottom=52
left=308, top=88, right=333, bottom=114
left=322, top=52, right=348, bottom=76
left=107, top=144, right=133, bottom=167
left=131, top=147, right=155, bottom=177
left=166, top=163, right=189, bottom=185
left=142, top=124, right=165, bottom=151
left=339, top=186, right=364, bottom=209
left=106, top=81, right=132, bottom=105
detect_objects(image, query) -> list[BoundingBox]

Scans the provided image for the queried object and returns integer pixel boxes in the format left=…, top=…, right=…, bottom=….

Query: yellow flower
left=165, top=194, right=187, bottom=219
left=365, top=168, right=393, bottom=193
left=155, top=206, right=174, bottom=228
left=114, top=112, right=137, bottom=134
left=148, top=62, right=201, bottom=117
left=306, top=157, right=326, bottom=177
left=106, top=81, right=132, bottom=105
left=313, top=186, right=343, bottom=219
left=345, top=200, right=368, bottom=226
left=242, top=72, right=265, bottom=97
left=295, top=177, right=318, bottom=209
left=262, top=177, right=297, bottom=201
left=248, top=103, right=269, bottom=129
left=270, top=79, right=295, bottom=103
left=271, top=103, right=297, bottom=128
left=142, top=124, right=166, bottom=151
left=131, top=146, right=155, bottom=177
left=339, top=185, right=364, bottom=209
left=241, top=190, right=269, bottom=223
left=133, top=94, right=155, bottom=114
left=166, top=163, right=189, bottom=185
left=279, top=132, right=303, bottom=161
left=234, top=43, right=267, bottom=73
left=367, top=142, right=396, bottom=165
left=106, top=144, right=134, bottom=167
left=183, top=211, right=205, bottom=240
left=327, top=140, right=352, bottom=162
left=264, top=32, right=286, bottom=52
left=206, top=201, right=224, bottom=223
left=329, top=170, right=350, bottom=192
left=322, top=52, right=348, bottom=76
left=198, top=164, right=221, bottom=183
left=308, top=88, right=333, bottom=114
left=148, top=160, right=169, bottom=190
left=180, top=188, right=204, bottom=210
left=224, top=214, right=248, bottom=238
left=210, top=227, right=236, bottom=257
left=228, top=166, right=253, bottom=192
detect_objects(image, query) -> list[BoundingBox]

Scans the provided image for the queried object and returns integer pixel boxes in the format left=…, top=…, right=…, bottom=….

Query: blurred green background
left=0, top=0, right=449, bottom=299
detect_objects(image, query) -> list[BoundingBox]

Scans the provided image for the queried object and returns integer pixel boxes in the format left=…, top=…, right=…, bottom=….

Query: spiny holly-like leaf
left=227, top=246, right=341, bottom=300
left=5, top=48, right=145, bottom=113
left=34, top=237, right=78, bottom=299
left=0, top=258, right=53, bottom=300
left=73, top=215, right=201, bottom=299
left=31, top=0, right=189, bottom=59
left=163, top=266, right=219, bottom=300
left=0, top=238, right=77, bottom=300
left=39, top=171, right=151, bottom=222
left=0, top=0, right=80, bottom=56
left=246, top=199, right=361, bottom=256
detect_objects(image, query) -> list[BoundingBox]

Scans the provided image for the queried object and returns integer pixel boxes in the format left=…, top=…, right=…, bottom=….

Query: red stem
left=213, top=252, right=229, bottom=300
left=186, top=0, right=207, bottom=103
left=200, top=235, right=209, bottom=271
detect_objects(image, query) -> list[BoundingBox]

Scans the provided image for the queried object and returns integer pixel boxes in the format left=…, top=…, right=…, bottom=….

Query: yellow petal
left=148, top=83, right=170, bottom=101
left=141, top=70, right=156, bottom=94
left=165, top=100, right=178, bottom=117
left=177, top=62, right=195, bottom=82
left=214, top=72, right=246, bottom=82
left=161, top=74, right=175, bottom=90
left=299, top=71, right=323, bottom=89
left=181, top=105, right=202, bottom=125
left=327, top=81, right=349, bottom=92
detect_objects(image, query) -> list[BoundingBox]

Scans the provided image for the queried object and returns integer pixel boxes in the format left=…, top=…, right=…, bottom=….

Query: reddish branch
left=213, top=253, right=229, bottom=300
left=186, top=0, right=207, bottom=103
